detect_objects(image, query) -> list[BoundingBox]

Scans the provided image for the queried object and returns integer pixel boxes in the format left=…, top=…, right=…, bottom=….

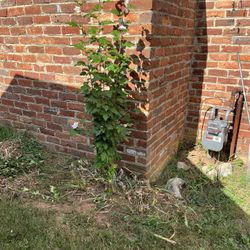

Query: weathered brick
left=33, top=16, right=50, bottom=24
left=25, top=6, right=41, bottom=15
left=44, top=26, right=62, bottom=35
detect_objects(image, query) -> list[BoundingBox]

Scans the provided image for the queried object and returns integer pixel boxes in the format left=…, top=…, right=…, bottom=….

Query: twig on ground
left=153, top=232, right=177, bottom=245
left=154, top=206, right=169, bottom=216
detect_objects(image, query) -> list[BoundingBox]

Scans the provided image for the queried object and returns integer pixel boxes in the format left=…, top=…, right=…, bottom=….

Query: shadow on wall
left=150, top=2, right=250, bottom=247
left=0, top=71, right=150, bottom=174
left=0, top=74, right=95, bottom=159
left=186, top=0, right=208, bottom=143
left=186, top=1, right=244, bottom=160
left=145, top=0, right=199, bottom=178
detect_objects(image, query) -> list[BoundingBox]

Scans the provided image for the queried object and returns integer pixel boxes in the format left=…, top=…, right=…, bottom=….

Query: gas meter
left=202, top=107, right=232, bottom=152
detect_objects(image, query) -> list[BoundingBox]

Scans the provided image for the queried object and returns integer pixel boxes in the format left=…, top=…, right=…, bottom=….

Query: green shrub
left=70, top=1, right=135, bottom=181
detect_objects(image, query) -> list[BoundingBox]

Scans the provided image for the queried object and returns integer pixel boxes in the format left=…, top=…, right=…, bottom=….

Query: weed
left=49, top=186, right=60, bottom=202
left=232, top=157, right=244, bottom=168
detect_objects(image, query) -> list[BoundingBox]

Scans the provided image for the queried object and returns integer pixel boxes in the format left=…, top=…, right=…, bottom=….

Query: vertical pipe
left=248, top=144, right=250, bottom=176
left=230, top=93, right=244, bottom=158
left=237, top=53, right=250, bottom=176
left=237, top=53, right=250, bottom=126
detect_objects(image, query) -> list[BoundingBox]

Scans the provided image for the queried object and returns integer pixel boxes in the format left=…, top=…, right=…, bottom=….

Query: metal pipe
left=248, top=143, right=250, bottom=176
left=237, top=53, right=250, bottom=176
left=230, top=92, right=244, bottom=158
left=237, top=52, right=250, bottom=126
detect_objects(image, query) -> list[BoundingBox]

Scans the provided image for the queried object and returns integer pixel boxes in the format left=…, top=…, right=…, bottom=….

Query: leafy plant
left=69, top=0, right=134, bottom=181
left=49, top=185, right=60, bottom=202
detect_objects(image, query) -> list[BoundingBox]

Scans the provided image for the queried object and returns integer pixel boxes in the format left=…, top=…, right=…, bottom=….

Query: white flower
left=118, top=24, right=127, bottom=30
left=71, top=122, right=79, bottom=129
left=74, top=6, right=81, bottom=13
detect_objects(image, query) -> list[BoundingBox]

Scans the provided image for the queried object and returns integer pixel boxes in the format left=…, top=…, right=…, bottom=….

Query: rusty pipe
left=230, top=92, right=244, bottom=158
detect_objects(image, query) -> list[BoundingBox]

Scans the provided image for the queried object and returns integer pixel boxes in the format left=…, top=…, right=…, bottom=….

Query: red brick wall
left=2, top=0, right=248, bottom=178
left=145, top=0, right=196, bottom=178
left=0, top=0, right=152, bottom=171
left=186, top=0, right=250, bottom=156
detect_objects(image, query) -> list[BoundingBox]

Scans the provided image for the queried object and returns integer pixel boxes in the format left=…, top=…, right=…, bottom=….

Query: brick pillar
left=145, top=0, right=196, bottom=179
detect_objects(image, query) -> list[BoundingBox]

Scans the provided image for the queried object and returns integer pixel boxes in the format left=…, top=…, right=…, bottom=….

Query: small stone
left=177, top=161, right=191, bottom=170
left=217, top=163, right=233, bottom=177
left=165, top=178, right=185, bottom=199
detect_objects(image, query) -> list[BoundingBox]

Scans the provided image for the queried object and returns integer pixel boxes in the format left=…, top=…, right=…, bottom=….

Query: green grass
left=0, top=198, right=68, bottom=250
left=0, top=126, right=44, bottom=177
left=0, top=127, right=249, bottom=249
left=157, top=157, right=250, bottom=249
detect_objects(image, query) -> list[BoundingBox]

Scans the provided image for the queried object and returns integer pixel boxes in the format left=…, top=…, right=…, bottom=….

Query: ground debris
left=0, top=139, right=22, bottom=160
left=217, top=162, right=233, bottom=177
left=201, top=165, right=218, bottom=180
left=165, top=177, right=185, bottom=199
left=177, top=161, right=191, bottom=170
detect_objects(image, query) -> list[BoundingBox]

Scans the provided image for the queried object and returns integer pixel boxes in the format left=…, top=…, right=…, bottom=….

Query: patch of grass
left=0, top=126, right=44, bottom=177
left=157, top=156, right=250, bottom=249
left=232, top=157, right=244, bottom=168
left=222, top=167, right=250, bottom=215
left=0, top=126, right=249, bottom=249
left=0, top=198, right=69, bottom=250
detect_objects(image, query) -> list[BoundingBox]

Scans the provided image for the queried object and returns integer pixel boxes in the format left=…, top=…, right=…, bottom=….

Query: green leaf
left=67, top=21, right=80, bottom=28
left=123, top=41, right=134, bottom=48
left=103, top=113, right=109, bottom=121
left=111, top=30, right=121, bottom=37
left=70, top=128, right=83, bottom=136
left=75, top=61, right=86, bottom=66
left=98, top=37, right=110, bottom=47
left=110, top=9, right=121, bottom=16
left=93, top=3, right=102, bottom=12
left=88, top=26, right=98, bottom=35
left=73, top=41, right=86, bottom=50
left=105, top=64, right=118, bottom=72
left=99, top=20, right=114, bottom=26
left=81, top=84, right=90, bottom=94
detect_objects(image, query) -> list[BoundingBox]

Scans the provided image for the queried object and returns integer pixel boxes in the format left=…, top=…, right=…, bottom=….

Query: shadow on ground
left=156, top=144, right=250, bottom=249
left=0, top=142, right=249, bottom=249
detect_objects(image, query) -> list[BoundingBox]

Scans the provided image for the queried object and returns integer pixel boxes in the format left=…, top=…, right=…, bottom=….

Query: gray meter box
left=202, top=107, right=231, bottom=152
